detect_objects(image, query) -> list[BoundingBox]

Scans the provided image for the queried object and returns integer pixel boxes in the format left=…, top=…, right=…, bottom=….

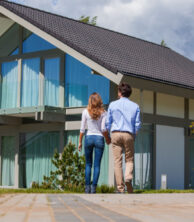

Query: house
left=0, top=0, right=193, bottom=189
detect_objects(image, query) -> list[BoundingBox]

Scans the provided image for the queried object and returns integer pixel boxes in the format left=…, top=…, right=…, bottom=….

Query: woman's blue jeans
left=84, top=135, right=104, bottom=186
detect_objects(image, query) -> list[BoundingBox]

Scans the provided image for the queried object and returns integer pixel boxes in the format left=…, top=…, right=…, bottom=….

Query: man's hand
left=105, top=137, right=111, bottom=145
left=78, top=142, right=82, bottom=151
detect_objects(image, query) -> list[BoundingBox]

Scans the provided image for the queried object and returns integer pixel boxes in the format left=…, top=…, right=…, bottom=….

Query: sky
left=8, top=0, right=194, bottom=61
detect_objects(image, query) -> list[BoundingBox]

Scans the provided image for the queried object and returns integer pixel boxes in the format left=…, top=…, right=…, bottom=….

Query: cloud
left=95, top=0, right=194, bottom=60
left=8, top=0, right=194, bottom=60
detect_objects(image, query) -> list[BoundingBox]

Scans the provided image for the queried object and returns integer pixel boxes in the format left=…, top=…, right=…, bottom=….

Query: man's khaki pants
left=111, top=132, right=134, bottom=192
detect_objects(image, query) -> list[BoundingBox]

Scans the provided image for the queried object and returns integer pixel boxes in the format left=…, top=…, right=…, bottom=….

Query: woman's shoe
left=85, top=185, right=91, bottom=193
left=91, top=185, right=96, bottom=194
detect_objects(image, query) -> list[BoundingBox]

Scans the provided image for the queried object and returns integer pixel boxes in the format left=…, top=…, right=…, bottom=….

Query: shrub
left=40, top=142, right=86, bottom=191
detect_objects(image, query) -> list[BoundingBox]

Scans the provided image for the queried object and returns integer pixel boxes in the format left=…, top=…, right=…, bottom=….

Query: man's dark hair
left=118, top=82, right=132, bottom=98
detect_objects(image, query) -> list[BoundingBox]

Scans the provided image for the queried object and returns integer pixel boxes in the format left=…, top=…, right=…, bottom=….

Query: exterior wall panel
left=157, top=93, right=184, bottom=118
left=131, top=88, right=153, bottom=114
left=156, top=125, right=184, bottom=189
left=0, top=17, right=14, bottom=37
left=189, top=99, right=194, bottom=120
left=143, top=90, right=154, bottom=114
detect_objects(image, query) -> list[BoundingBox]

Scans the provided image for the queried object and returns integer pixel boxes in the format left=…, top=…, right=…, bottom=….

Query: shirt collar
left=120, top=97, right=130, bottom=100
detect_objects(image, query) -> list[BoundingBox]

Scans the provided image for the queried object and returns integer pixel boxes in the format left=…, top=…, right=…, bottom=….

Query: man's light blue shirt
left=105, top=97, right=141, bottom=135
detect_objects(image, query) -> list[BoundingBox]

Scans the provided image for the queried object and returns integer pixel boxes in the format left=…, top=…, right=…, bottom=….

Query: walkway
left=0, top=193, right=193, bottom=222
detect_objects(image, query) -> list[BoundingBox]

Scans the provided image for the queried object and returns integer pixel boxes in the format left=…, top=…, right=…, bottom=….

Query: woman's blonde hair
left=87, top=93, right=104, bottom=120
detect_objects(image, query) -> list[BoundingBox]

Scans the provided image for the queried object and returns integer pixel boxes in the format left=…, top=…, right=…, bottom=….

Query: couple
left=78, top=82, right=141, bottom=194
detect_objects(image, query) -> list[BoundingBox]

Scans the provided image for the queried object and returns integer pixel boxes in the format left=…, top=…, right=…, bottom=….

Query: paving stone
left=48, top=194, right=138, bottom=222
left=0, top=193, right=193, bottom=222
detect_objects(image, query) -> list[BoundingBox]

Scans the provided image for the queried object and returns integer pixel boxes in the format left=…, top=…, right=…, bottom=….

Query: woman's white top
left=80, top=109, right=107, bottom=136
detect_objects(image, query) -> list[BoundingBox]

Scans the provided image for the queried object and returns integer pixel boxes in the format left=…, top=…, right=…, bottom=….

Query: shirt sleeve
left=105, top=104, right=113, bottom=132
left=101, top=112, right=107, bottom=132
left=80, top=109, right=87, bottom=133
left=135, top=107, right=141, bottom=133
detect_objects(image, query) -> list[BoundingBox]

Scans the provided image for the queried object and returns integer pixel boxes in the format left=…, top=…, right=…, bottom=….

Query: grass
left=0, top=187, right=193, bottom=194
left=0, top=188, right=68, bottom=194
left=133, top=189, right=194, bottom=194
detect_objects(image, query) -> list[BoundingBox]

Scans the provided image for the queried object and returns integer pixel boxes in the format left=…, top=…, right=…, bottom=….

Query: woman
left=78, top=92, right=111, bottom=194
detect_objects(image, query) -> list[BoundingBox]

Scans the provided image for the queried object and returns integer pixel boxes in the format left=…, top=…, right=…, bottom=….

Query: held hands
left=105, top=137, right=111, bottom=145
left=78, top=142, right=82, bottom=152
left=102, top=131, right=111, bottom=145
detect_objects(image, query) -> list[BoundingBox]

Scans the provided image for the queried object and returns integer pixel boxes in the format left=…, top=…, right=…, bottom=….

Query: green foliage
left=161, top=39, right=167, bottom=47
left=79, top=15, right=97, bottom=25
left=96, top=184, right=115, bottom=193
left=39, top=142, right=86, bottom=191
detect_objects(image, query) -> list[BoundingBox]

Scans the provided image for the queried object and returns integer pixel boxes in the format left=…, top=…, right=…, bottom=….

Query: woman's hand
left=102, top=131, right=111, bottom=145
left=78, top=132, right=84, bottom=152
left=78, top=142, right=82, bottom=151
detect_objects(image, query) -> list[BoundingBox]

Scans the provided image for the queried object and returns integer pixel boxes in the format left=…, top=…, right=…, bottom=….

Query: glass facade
left=44, top=58, right=60, bottom=107
left=64, top=130, right=109, bottom=185
left=19, top=132, right=59, bottom=188
left=0, top=24, right=155, bottom=190
left=122, top=124, right=153, bottom=189
left=0, top=26, right=110, bottom=110
left=21, top=58, right=40, bottom=107
left=133, top=124, right=153, bottom=189
left=65, top=54, right=110, bottom=107
left=11, top=48, right=19, bottom=55
left=23, top=33, right=56, bottom=53
left=1, top=136, right=15, bottom=186
left=189, top=138, right=194, bottom=188
left=1, top=61, right=18, bottom=108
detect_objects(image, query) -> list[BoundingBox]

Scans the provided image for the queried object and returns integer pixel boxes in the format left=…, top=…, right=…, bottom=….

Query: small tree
left=41, top=143, right=85, bottom=191
left=161, top=40, right=167, bottom=47
left=79, top=15, right=97, bottom=25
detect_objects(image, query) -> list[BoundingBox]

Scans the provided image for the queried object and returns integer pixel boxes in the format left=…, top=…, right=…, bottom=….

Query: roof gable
left=0, top=0, right=194, bottom=89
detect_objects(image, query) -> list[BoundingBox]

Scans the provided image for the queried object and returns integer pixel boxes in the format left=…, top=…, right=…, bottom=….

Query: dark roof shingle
left=0, top=0, right=194, bottom=89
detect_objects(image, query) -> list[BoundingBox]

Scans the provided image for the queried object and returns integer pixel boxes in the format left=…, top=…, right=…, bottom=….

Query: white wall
left=157, top=93, right=184, bottom=118
left=156, top=125, right=184, bottom=189
left=130, top=88, right=153, bottom=114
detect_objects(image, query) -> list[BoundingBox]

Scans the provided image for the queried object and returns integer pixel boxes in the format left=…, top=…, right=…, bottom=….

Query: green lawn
left=0, top=188, right=193, bottom=194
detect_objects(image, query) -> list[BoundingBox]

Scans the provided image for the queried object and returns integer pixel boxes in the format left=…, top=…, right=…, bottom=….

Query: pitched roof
left=0, top=0, right=194, bottom=89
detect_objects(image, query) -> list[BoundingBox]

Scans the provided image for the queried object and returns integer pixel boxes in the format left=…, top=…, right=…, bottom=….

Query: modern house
left=0, top=0, right=193, bottom=190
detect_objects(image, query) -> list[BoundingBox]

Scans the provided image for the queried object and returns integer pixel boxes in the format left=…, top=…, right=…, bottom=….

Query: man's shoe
left=125, top=180, right=133, bottom=193
left=85, top=185, right=91, bottom=194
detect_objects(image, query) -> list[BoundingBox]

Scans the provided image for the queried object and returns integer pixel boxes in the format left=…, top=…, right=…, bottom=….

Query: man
left=106, top=82, right=141, bottom=193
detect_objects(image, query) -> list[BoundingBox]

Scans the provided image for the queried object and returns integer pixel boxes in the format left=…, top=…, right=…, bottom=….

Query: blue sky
left=8, top=0, right=194, bottom=61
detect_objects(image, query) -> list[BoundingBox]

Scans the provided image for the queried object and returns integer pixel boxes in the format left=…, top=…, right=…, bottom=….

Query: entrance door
left=189, top=138, right=194, bottom=188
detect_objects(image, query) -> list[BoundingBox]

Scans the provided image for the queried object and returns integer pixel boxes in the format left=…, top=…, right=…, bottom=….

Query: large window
left=23, top=33, right=56, bottom=53
left=122, top=124, right=153, bottom=189
left=19, top=131, right=59, bottom=188
left=189, top=138, right=194, bottom=188
left=1, top=61, right=18, bottom=109
left=21, top=58, right=40, bottom=107
left=44, top=58, right=60, bottom=107
left=1, top=27, right=110, bottom=110
left=133, top=124, right=153, bottom=189
left=64, top=130, right=109, bottom=185
left=1, top=136, right=15, bottom=186
left=65, top=54, right=110, bottom=107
